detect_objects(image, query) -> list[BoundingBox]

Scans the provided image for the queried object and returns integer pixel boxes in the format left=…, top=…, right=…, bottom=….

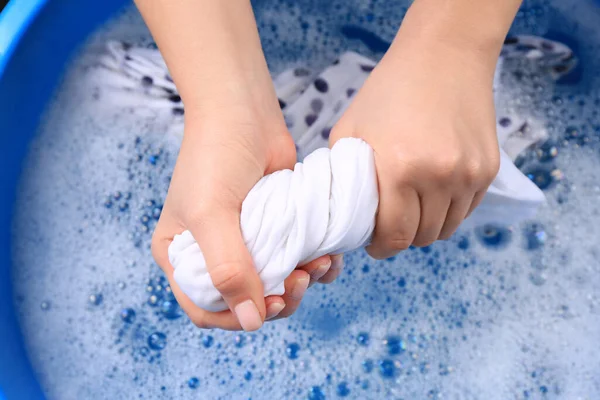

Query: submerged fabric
left=99, top=35, right=576, bottom=312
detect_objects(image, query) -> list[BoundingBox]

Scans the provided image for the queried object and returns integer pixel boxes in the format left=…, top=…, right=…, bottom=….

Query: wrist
left=394, top=0, right=520, bottom=68
left=182, top=94, right=286, bottom=142
left=182, top=71, right=282, bottom=123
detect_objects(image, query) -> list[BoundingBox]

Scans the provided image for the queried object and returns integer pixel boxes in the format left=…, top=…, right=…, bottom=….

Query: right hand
left=151, top=106, right=340, bottom=331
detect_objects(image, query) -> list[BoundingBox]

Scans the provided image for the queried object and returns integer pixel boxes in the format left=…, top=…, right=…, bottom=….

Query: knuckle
left=486, top=153, right=501, bottom=181
left=209, top=262, right=247, bottom=296
left=388, top=158, right=417, bottom=186
left=318, top=272, right=339, bottom=285
left=412, top=225, right=439, bottom=248
left=383, top=236, right=413, bottom=254
left=438, top=232, right=451, bottom=241
left=439, top=227, right=458, bottom=240
left=189, top=314, right=211, bottom=329
left=462, top=151, right=500, bottom=189
left=431, top=154, right=461, bottom=182
left=391, top=168, right=413, bottom=187
left=466, top=161, right=500, bottom=189
left=463, top=158, right=485, bottom=187
left=412, top=235, right=436, bottom=248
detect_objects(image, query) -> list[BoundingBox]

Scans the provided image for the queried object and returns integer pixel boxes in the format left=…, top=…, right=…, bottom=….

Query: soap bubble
left=148, top=332, right=167, bottom=351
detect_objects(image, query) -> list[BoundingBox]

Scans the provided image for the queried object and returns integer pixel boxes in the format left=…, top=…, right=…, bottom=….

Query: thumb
left=189, top=205, right=265, bottom=331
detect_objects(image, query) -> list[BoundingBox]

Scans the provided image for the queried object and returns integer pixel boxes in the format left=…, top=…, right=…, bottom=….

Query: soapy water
left=10, top=1, right=600, bottom=399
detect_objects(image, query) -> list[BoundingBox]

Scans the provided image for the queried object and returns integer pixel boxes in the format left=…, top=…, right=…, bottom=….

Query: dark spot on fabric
left=284, top=115, right=295, bottom=129
left=294, top=68, right=311, bottom=77
left=278, top=98, right=287, bottom=109
left=499, top=117, right=511, bottom=128
left=168, top=95, right=181, bottom=103
left=141, top=76, right=153, bottom=87
left=305, top=114, right=318, bottom=126
left=165, top=75, right=173, bottom=83
left=321, top=127, right=332, bottom=139
left=553, top=64, right=570, bottom=74
left=311, top=98, right=324, bottom=113
left=360, top=64, right=375, bottom=72
left=541, top=41, right=554, bottom=51
left=172, top=107, right=184, bottom=116
left=504, top=36, right=519, bottom=45
left=518, top=122, right=530, bottom=134
left=516, top=43, right=538, bottom=52
left=346, top=88, right=356, bottom=98
left=314, top=78, right=329, bottom=93
left=125, top=55, right=132, bottom=61
left=333, top=59, right=340, bottom=65
left=513, top=71, right=524, bottom=81
left=122, top=42, right=132, bottom=50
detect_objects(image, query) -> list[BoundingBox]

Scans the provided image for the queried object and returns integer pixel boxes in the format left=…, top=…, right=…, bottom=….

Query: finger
left=152, top=232, right=245, bottom=330
left=317, top=254, right=344, bottom=284
left=264, top=297, right=286, bottom=321
left=438, top=195, right=474, bottom=240
left=298, top=255, right=331, bottom=286
left=190, top=206, right=266, bottom=332
left=269, top=270, right=310, bottom=320
left=465, top=191, right=486, bottom=219
left=367, top=185, right=420, bottom=259
left=412, top=192, right=452, bottom=247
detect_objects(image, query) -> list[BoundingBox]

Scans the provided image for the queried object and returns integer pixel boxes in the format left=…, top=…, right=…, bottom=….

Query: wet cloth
left=99, top=35, right=576, bottom=312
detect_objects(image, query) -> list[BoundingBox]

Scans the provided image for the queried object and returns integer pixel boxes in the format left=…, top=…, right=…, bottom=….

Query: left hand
left=329, top=28, right=501, bottom=259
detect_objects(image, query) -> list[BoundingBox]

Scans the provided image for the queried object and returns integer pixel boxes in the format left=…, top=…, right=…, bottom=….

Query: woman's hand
left=151, top=108, right=336, bottom=331
left=136, top=0, right=341, bottom=331
left=329, top=0, right=521, bottom=258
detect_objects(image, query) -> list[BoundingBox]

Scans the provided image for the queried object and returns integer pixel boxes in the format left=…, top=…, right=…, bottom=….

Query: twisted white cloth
left=97, top=35, right=576, bottom=312
left=169, top=137, right=545, bottom=312
left=169, top=138, right=378, bottom=311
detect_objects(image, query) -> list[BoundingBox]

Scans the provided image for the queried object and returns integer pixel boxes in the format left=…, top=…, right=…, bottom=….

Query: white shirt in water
left=97, top=35, right=576, bottom=312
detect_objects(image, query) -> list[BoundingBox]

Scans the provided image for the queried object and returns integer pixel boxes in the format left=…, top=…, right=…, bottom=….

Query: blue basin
left=0, top=1, right=128, bottom=398
left=1, top=1, right=598, bottom=399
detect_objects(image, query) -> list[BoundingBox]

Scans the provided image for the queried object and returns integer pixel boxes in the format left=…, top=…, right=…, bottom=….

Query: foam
left=11, top=1, right=600, bottom=399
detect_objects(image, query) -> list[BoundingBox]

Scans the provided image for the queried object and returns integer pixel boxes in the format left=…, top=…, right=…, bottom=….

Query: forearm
left=391, top=0, right=522, bottom=73
left=134, top=0, right=279, bottom=119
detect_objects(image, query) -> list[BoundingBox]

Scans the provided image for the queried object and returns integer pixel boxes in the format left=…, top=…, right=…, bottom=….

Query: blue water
left=11, top=1, right=600, bottom=399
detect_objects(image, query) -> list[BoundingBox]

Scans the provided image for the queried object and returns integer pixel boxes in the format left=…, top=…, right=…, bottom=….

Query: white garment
left=169, top=138, right=378, bottom=311
left=97, top=36, right=576, bottom=312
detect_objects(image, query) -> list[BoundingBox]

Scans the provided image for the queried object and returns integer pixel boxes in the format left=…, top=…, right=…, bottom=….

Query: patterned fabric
left=98, top=34, right=576, bottom=161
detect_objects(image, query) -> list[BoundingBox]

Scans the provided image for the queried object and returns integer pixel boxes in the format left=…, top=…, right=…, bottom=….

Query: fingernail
left=291, top=277, right=310, bottom=300
left=331, top=254, right=344, bottom=271
left=266, top=302, right=285, bottom=320
left=234, top=300, right=263, bottom=332
left=310, top=260, right=331, bottom=281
